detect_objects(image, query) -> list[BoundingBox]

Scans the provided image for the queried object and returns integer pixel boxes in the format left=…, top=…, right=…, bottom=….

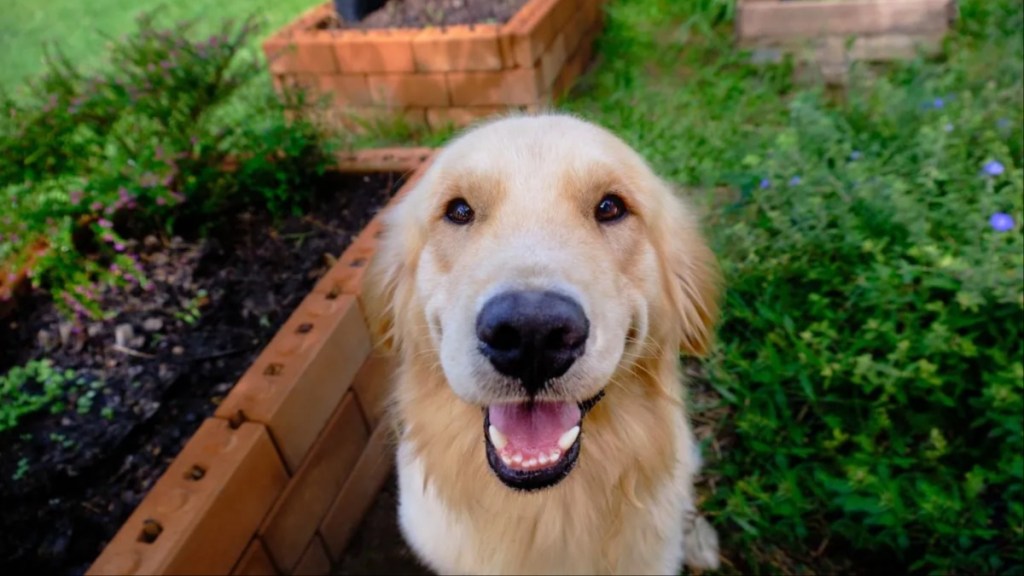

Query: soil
left=0, top=171, right=405, bottom=576
left=333, top=474, right=432, bottom=575
left=329, top=0, right=531, bottom=29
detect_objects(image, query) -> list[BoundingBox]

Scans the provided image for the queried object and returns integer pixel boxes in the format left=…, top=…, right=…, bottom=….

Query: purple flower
left=98, top=218, right=113, bottom=228
left=69, top=190, right=83, bottom=204
left=759, top=178, right=771, bottom=190
left=984, top=160, right=1005, bottom=177
left=943, top=123, right=954, bottom=133
left=789, top=176, right=802, bottom=186
left=102, top=232, right=114, bottom=243
left=91, top=201, right=103, bottom=212
left=156, top=197, right=166, bottom=206
left=114, top=243, right=125, bottom=252
left=850, top=151, right=862, bottom=161
left=932, top=97, right=945, bottom=109
left=110, top=264, right=120, bottom=273
left=990, top=212, right=1014, bottom=232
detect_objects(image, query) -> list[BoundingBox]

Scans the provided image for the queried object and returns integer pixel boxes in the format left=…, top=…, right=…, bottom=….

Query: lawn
left=1, top=0, right=1022, bottom=574
left=0, top=0, right=318, bottom=92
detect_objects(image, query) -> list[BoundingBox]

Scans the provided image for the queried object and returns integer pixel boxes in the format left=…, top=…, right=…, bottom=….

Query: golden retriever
left=362, top=113, right=722, bottom=575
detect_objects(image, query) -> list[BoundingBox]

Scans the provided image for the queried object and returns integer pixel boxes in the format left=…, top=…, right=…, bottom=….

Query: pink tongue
left=488, top=401, right=581, bottom=452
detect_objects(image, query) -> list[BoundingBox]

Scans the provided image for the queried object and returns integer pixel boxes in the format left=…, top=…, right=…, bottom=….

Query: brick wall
left=264, top=0, right=608, bottom=131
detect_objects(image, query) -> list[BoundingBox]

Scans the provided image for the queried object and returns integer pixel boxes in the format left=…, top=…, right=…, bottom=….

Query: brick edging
left=87, top=150, right=435, bottom=576
left=264, top=1, right=609, bottom=131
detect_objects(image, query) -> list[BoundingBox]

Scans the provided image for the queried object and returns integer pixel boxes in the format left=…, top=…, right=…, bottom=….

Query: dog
left=362, top=113, right=723, bottom=575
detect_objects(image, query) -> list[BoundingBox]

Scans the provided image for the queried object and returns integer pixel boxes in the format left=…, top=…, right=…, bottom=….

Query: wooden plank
left=737, top=0, right=954, bottom=42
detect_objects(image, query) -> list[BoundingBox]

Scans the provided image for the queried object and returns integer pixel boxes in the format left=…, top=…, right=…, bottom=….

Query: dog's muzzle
left=475, top=289, right=604, bottom=491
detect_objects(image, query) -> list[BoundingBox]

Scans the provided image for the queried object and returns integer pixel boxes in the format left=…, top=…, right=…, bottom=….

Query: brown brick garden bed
left=74, top=152, right=433, bottom=576
left=736, top=0, right=958, bottom=84
left=264, top=0, right=606, bottom=131
left=0, top=150, right=432, bottom=576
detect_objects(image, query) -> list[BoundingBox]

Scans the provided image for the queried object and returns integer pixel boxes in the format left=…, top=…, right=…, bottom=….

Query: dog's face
left=364, top=114, right=720, bottom=492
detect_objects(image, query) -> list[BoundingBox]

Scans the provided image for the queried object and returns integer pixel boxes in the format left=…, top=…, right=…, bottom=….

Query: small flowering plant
left=709, top=79, right=1023, bottom=573
left=0, top=11, right=333, bottom=319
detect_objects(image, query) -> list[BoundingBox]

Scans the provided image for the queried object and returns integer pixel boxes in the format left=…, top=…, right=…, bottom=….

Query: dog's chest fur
left=394, top=418, right=692, bottom=575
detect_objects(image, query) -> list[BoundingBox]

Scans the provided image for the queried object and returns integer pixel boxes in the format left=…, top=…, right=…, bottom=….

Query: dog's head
left=363, top=114, right=720, bottom=492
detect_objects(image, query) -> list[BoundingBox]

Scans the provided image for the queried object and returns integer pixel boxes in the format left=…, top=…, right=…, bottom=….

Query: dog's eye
left=444, top=198, right=475, bottom=225
left=595, top=194, right=628, bottom=223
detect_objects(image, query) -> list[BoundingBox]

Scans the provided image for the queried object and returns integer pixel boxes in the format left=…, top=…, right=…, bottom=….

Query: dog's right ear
left=654, top=182, right=723, bottom=358
left=360, top=198, right=416, bottom=354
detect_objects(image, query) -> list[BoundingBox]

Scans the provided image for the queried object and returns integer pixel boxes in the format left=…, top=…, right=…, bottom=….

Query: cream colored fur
left=362, top=113, right=722, bottom=575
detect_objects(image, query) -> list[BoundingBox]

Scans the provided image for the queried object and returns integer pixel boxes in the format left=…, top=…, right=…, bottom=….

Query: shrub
left=0, top=11, right=335, bottom=319
left=705, top=46, right=1023, bottom=576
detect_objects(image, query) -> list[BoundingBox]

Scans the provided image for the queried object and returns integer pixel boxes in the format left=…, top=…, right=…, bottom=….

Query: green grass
left=0, top=0, right=315, bottom=92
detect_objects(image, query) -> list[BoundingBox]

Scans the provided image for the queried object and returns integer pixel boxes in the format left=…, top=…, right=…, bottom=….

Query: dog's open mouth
left=483, top=391, right=604, bottom=491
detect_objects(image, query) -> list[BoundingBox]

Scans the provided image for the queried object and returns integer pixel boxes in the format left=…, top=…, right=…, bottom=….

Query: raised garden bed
left=0, top=150, right=432, bottom=576
left=263, top=0, right=606, bottom=131
left=76, top=152, right=434, bottom=576
left=736, top=0, right=958, bottom=84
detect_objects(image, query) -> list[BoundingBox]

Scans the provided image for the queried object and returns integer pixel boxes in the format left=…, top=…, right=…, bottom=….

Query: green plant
left=175, top=288, right=207, bottom=325
left=0, top=10, right=335, bottom=319
left=0, top=359, right=83, bottom=433
left=706, top=87, right=1022, bottom=574
left=12, top=457, right=30, bottom=481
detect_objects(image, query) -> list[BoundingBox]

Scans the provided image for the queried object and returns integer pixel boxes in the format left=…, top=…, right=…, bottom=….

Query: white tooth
left=488, top=426, right=508, bottom=451
left=557, top=426, right=580, bottom=451
left=501, top=454, right=512, bottom=466
left=512, top=453, right=523, bottom=464
left=525, top=458, right=537, bottom=468
left=550, top=450, right=561, bottom=461
left=538, top=454, right=550, bottom=465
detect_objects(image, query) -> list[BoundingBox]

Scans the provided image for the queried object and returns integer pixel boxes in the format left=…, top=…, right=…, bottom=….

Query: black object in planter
left=335, top=0, right=388, bottom=21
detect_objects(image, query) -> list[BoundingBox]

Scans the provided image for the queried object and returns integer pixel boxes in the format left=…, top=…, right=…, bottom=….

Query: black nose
left=476, top=290, right=589, bottom=394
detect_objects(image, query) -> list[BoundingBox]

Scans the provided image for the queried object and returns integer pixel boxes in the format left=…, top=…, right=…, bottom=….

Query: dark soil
left=333, top=474, right=432, bottom=575
left=330, top=0, right=530, bottom=29
left=0, top=171, right=405, bottom=576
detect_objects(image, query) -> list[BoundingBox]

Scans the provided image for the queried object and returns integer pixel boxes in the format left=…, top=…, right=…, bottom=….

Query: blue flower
left=933, top=97, right=944, bottom=109
left=788, top=176, right=802, bottom=186
left=759, top=178, right=771, bottom=190
left=983, top=160, right=1005, bottom=177
left=849, top=151, right=862, bottom=161
left=943, top=123, right=954, bottom=133
left=990, top=212, right=1014, bottom=232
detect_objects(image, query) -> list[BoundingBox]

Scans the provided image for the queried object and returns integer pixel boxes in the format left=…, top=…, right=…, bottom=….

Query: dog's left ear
left=657, top=186, right=723, bottom=358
